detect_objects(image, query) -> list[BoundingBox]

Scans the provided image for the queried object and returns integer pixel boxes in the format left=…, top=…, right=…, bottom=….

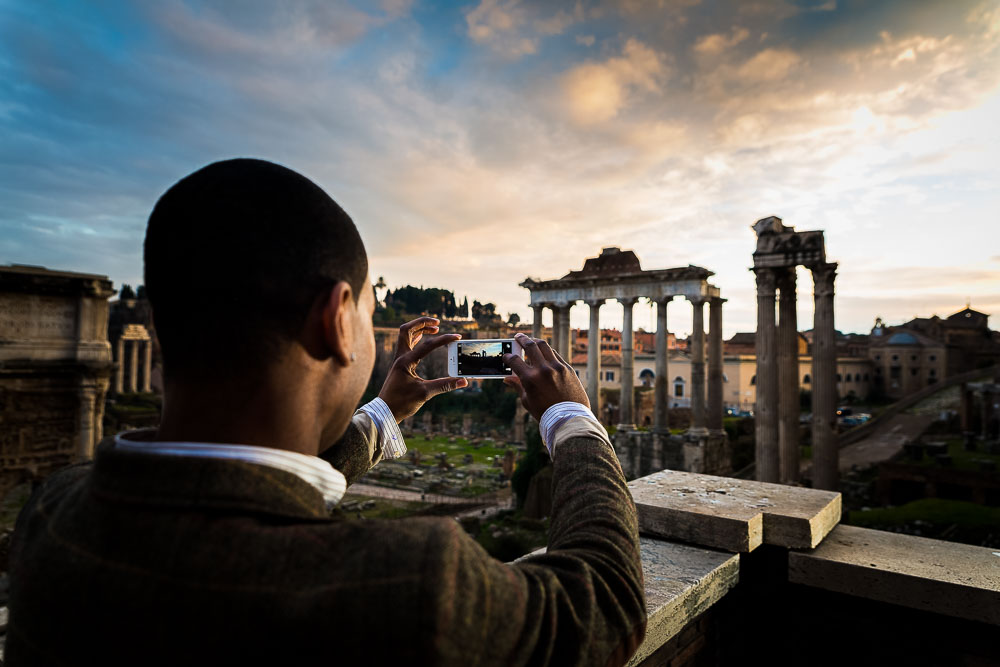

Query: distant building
left=867, top=307, right=1000, bottom=400
left=0, top=265, right=114, bottom=495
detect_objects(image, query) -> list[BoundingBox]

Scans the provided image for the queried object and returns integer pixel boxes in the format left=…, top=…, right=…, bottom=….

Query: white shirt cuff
left=538, top=401, right=603, bottom=457
left=357, top=397, right=407, bottom=460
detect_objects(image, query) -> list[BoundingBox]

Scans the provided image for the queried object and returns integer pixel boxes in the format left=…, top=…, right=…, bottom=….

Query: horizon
left=2, top=0, right=998, bottom=339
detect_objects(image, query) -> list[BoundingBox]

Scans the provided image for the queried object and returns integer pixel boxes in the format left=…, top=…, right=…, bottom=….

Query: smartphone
left=447, top=338, right=523, bottom=379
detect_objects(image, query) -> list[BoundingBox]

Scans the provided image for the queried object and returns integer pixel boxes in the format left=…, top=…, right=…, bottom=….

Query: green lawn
left=338, top=494, right=430, bottom=519
left=847, top=498, right=1000, bottom=531
left=909, top=437, right=1000, bottom=471
left=406, top=434, right=515, bottom=466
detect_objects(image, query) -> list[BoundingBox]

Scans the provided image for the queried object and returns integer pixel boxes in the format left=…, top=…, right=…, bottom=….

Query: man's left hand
left=378, top=317, right=468, bottom=422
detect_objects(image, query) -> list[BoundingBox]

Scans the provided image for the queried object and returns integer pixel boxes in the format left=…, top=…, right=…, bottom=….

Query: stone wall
left=0, top=266, right=114, bottom=496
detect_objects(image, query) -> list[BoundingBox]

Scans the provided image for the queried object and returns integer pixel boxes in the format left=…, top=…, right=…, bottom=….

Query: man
left=7, top=159, right=645, bottom=665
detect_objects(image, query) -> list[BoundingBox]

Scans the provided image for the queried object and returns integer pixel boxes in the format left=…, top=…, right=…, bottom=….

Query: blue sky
left=2, top=0, right=998, bottom=337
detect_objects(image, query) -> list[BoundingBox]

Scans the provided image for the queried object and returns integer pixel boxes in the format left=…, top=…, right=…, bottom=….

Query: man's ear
left=321, top=281, right=355, bottom=366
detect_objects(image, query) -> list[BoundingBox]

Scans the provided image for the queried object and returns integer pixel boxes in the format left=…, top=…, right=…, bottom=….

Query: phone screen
left=457, top=341, right=513, bottom=376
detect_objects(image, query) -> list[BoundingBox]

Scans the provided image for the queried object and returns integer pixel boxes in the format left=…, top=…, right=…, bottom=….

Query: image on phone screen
left=457, top=341, right=513, bottom=376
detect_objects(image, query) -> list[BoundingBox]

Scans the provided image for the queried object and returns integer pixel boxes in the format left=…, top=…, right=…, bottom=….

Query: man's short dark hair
left=144, top=158, right=368, bottom=380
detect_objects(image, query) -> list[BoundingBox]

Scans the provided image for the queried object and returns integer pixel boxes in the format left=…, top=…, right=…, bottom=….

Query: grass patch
left=910, top=437, right=1000, bottom=471
left=848, top=498, right=1000, bottom=531
left=406, top=434, right=514, bottom=466
left=337, top=494, right=430, bottom=520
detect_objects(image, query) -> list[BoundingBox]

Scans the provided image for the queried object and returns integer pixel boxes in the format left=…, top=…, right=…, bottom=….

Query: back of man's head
left=144, top=158, right=368, bottom=381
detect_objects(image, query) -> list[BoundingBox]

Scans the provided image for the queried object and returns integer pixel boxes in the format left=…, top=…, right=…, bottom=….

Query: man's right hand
left=503, top=332, right=590, bottom=421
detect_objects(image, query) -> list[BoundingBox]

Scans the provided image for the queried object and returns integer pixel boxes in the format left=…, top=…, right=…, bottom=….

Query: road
left=801, top=413, right=934, bottom=476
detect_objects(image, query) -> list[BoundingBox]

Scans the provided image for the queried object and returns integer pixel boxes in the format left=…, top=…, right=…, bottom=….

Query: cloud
left=575, top=34, right=596, bottom=47
left=561, top=38, right=668, bottom=124
left=693, top=26, right=750, bottom=54
left=465, top=0, right=583, bottom=58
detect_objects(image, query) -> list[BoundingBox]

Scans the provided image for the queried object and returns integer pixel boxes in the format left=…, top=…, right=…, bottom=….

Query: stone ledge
left=627, top=537, right=738, bottom=666
left=789, top=524, right=1000, bottom=626
left=629, top=469, right=841, bottom=552
left=517, top=537, right=739, bottom=667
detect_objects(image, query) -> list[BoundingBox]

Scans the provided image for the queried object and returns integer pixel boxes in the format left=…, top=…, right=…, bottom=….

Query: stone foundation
left=613, top=428, right=731, bottom=479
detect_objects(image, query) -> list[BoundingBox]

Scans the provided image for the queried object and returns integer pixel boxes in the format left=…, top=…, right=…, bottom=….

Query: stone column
left=128, top=339, right=139, bottom=393
left=654, top=297, right=674, bottom=433
left=689, top=298, right=707, bottom=435
left=115, top=337, right=125, bottom=394
left=557, top=303, right=573, bottom=362
left=777, top=268, right=800, bottom=483
left=531, top=304, right=544, bottom=339
left=708, top=297, right=725, bottom=433
left=811, top=262, right=839, bottom=491
left=754, top=268, right=780, bottom=482
left=551, top=306, right=563, bottom=354
left=142, top=340, right=153, bottom=393
left=618, top=297, right=638, bottom=428
left=77, top=383, right=97, bottom=460
left=586, top=298, right=603, bottom=414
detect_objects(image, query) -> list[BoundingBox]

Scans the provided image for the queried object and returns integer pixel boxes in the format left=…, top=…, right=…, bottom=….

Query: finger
left=396, top=317, right=440, bottom=356
left=503, top=375, right=528, bottom=406
left=533, top=337, right=558, bottom=363
left=423, top=376, right=468, bottom=399
left=407, top=332, right=461, bottom=363
left=503, top=353, right=531, bottom=378
left=514, top=332, right=545, bottom=366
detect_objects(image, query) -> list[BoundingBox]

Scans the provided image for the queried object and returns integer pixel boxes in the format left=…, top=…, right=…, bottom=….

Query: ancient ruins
left=751, top=216, right=838, bottom=490
left=520, top=247, right=729, bottom=477
left=0, top=265, right=115, bottom=495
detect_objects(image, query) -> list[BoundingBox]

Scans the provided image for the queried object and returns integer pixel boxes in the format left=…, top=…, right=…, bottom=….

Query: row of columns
left=754, top=263, right=838, bottom=489
left=115, top=338, right=153, bottom=394
left=531, top=296, right=726, bottom=433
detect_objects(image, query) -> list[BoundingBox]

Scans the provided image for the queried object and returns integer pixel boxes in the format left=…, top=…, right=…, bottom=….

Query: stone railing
left=620, top=469, right=1000, bottom=666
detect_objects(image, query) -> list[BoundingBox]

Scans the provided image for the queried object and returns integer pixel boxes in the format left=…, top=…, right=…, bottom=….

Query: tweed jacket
left=7, top=417, right=646, bottom=666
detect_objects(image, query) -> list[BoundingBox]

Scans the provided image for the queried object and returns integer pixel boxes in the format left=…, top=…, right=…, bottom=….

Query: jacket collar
left=91, top=433, right=339, bottom=520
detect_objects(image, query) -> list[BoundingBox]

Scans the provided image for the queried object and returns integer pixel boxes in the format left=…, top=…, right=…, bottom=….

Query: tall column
left=115, top=337, right=125, bottom=393
left=77, top=383, right=97, bottom=460
left=531, top=304, right=544, bottom=339
left=777, top=268, right=800, bottom=483
left=754, top=268, right=780, bottom=482
left=619, top=297, right=638, bottom=428
left=811, top=262, right=839, bottom=490
left=128, top=339, right=139, bottom=393
left=586, top=299, right=603, bottom=414
left=708, top=297, right=725, bottom=433
left=654, top=297, right=674, bottom=433
left=550, top=306, right=562, bottom=353
left=689, top=298, right=707, bottom=435
left=142, top=340, right=153, bottom=393
left=558, top=303, right=573, bottom=362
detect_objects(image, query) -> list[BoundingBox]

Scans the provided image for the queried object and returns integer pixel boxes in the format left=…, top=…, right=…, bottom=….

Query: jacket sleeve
left=420, top=422, right=646, bottom=666
left=318, top=412, right=384, bottom=486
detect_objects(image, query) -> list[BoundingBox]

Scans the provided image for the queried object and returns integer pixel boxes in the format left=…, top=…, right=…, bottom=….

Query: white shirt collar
left=114, top=429, right=347, bottom=509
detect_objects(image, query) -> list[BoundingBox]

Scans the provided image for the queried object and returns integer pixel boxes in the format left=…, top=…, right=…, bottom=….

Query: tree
left=462, top=296, right=470, bottom=318
left=507, top=313, right=521, bottom=327
left=119, top=284, right=135, bottom=300
left=135, top=285, right=147, bottom=300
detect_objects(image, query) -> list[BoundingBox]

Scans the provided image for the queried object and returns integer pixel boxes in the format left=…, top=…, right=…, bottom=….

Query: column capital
left=709, top=296, right=727, bottom=306
left=754, top=266, right=778, bottom=296
left=686, top=295, right=707, bottom=306
left=655, top=295, right=676, bottom=306
left=585, top=298, right=606, bottom=308
left=811, top=261, right=837, bottom=297
left=618, top=296, right=639, bottom=307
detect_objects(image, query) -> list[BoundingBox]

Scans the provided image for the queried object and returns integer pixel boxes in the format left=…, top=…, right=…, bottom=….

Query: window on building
left=836, top=373, right=842, bottom=382
left=722, top=373, right=729, bottom=383
left=864, top=373, right=870, bottom=381
left=929, top=355, right=936, bottom=361
left=910, top=355, right=917, bottom=362
left=928, top=377, right=937, bottom=385
left=929, top=368, right=936, bottom=377
left=606, top=371, right=615, bottom=381
left=875, top=367, right=882, bottom=375
left=674, top=376, right=685, bottom=398
left=750, top=375, right=756, bottom=385
left=875, top=355, right=881, bottom=361
left=892, top=355, right=899, bottom=362
left=803, top=374, right=811, bottom=384
left=855, top=373, right=861, bottom=382
left=890, top=366, right=901, bottom=379
left=910, top=368, right=918, bottom=376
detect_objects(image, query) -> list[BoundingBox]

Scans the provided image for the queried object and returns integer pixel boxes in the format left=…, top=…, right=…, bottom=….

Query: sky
left=2, top=0, right=999, bottom=339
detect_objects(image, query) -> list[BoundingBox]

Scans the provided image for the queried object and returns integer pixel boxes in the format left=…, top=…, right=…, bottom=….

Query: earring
left=350, top=353, right=356, bottom=362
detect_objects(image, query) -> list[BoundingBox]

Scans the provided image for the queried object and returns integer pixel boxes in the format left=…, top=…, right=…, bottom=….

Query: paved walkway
left=802, top=413, right=935, bottom=475
left=347, top=483, right=472, bottom=505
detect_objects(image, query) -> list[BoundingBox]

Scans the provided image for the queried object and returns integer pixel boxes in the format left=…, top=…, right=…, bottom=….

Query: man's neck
left=155, top=375, right=325, bottom=457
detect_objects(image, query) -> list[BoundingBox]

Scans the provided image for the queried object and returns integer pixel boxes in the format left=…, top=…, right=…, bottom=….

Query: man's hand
left=502, top=332, right=589, bottom=422
left=378, top=317, right=468, bottom=423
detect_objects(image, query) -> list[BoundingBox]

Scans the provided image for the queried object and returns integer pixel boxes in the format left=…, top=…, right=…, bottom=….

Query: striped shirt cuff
left=538, top=401, right=602, bottom=457
left=358, top=397, right=407, bottom=460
